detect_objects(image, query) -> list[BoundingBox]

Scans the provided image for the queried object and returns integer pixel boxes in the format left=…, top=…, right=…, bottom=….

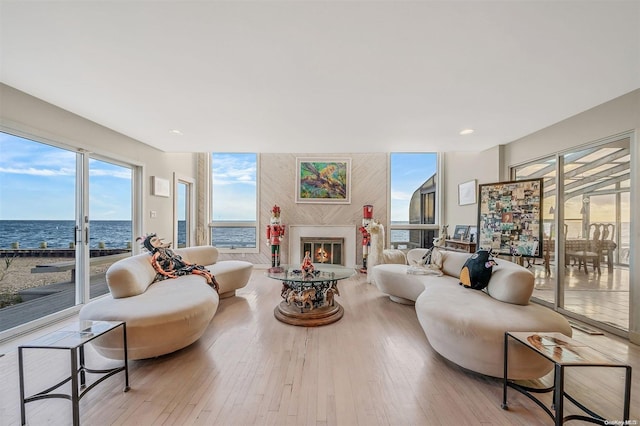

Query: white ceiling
left=1, top=1, right=639, bottom=153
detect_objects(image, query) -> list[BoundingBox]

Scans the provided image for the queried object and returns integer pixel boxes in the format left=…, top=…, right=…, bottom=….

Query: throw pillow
left=459, top=250, right=497, bottom=290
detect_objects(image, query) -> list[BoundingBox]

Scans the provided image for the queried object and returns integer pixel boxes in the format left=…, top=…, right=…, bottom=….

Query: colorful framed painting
left=295, top=158, right=351, bottom=204
left=477, top=178, right=543, bottom=257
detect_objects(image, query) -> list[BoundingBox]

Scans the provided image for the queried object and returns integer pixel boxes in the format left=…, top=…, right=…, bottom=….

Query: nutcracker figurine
left=266, top=204, right=286, bottom=270
left=359, top=205, right=374, bottom=273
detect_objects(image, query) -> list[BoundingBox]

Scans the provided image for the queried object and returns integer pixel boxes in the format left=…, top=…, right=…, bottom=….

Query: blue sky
left=0, top=133, right=132, bottom=220
left=1, top=132, right=435, bottom=222
left=211, top=153, right=257, bottom=221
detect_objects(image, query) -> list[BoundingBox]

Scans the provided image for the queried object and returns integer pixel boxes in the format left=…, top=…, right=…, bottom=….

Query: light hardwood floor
left=0, top=269, right=638, bottom=425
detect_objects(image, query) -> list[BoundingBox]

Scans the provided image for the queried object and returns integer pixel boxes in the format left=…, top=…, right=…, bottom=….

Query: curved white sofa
left=79, top=246, right=253, bottom=360
left=372, top=249, right=572, bottom=379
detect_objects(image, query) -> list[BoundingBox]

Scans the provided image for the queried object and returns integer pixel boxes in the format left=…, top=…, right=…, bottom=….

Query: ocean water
left=0, top=220, right=257, bottom=250
left=0, top=220, right=188, bottom=249
left=211, top=227, right=256, bottom=248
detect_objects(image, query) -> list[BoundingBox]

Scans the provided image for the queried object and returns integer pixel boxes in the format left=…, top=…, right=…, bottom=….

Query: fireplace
left=301, top=238, right=344, bottom=265
left=288, top=225, right=357, bottom=268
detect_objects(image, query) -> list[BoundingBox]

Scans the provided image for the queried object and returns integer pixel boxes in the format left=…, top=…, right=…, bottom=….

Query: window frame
left=209, top=152, right=260, bottom=254
left=388, top=152, right=442, bottom=249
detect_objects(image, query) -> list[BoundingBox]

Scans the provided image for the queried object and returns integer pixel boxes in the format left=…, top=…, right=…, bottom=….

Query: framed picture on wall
left=458, top=179, right=477, bottom=206
left=477, top=178, right=543, bottom=257
left=152, top=176, right=170, bottom=197
left=295, top=158, right=351, bottom=204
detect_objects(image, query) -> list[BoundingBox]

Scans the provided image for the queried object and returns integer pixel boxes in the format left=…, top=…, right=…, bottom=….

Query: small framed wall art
left=152, top=176, right=171, bottom=197
left=458, top=179, right=477, bottom=206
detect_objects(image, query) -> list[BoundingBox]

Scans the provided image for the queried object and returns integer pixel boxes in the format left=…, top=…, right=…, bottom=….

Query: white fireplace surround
left=289, top=225, right=357, bottom=268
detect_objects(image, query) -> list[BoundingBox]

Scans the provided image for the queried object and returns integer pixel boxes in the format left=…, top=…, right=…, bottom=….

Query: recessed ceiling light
left=169, top=129, right=183, bottom=136
left=459, top=129, right=474, bottom=135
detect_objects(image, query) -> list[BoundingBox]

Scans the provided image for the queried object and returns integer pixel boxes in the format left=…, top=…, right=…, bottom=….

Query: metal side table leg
left=502, top=332, right=509, bottom=410
left=19, top=347, right=26, bottom=425
left=553, top=364, right=564, bottom=426
left=70, top=347, right=80, bottom=426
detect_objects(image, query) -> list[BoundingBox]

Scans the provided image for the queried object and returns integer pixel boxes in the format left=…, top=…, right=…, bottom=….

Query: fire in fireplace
left=301, top=238, right=344, bottom=265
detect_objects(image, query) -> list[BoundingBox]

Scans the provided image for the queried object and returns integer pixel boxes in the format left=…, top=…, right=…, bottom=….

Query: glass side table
left=19, top=320, right=130, bottom=425
left=502, top=331, right=632, bottom=425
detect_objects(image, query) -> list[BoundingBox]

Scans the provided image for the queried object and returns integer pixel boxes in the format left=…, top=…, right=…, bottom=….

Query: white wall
left=442, top=146, right=502, bottom=232
left=0, top=84, right=198, bottom=244
left=504, top=90, right=639, bottom=166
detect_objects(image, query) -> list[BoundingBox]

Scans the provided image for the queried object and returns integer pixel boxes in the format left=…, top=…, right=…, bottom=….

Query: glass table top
left=20, top=320, right=124, bottom=349
left=266, top=263, right=356, bottom=283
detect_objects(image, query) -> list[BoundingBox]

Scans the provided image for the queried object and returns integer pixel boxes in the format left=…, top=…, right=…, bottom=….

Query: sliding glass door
left=513, top=155, right=557, bottom=306
left=513, top=134, right=631, bottom=335
left=562, top=137, right=630, bottom=332
left=88, top=158, right=133, bottom=299
left=0, top=133, right=79, bottom=333
left=0, top=131, right=136, bottom=337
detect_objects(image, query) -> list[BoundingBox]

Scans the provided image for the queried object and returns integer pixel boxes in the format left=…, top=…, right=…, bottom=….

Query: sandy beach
left=0, top=257, right=110, bottom=296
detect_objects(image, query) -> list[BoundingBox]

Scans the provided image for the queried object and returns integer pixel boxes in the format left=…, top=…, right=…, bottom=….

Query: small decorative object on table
left=441, top=224, right=449, bottom=240
left=301, top=251, right=315, bottom=278
left=453, top=225, right=470, bottom=241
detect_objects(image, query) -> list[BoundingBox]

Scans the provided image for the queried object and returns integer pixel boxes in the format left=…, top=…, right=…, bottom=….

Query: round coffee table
left=266, top=264, right=355, bottom=326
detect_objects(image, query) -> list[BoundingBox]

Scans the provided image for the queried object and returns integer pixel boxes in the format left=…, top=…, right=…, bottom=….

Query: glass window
left=0, top=133, right=77, bottom=332
left=0, top=132, right=136, bottom=335
left=513, top=155, right=557, bottom=306
left=210, top=153, right=258, bottom=252
left=176, top=181, right=188, bottom=248
left=88, top=157, right=133, bottom=299
left=389, top=153, right=438, bottom=249
left=513, top=135, right=631, bottom=335
left=561, top=139, right=630, bottom=332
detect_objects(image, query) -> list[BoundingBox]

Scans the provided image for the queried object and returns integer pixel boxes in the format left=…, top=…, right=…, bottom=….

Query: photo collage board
left=477, top=178, right=543, bottom=257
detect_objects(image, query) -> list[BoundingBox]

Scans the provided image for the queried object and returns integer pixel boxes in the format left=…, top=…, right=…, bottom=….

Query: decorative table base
left=266, top=264, right=355, bottom=327
left=274, top=301, right=344, bottom=326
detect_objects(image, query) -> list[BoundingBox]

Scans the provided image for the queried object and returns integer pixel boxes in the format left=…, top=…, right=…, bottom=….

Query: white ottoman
left=207, top=260, right=253, bottom=298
